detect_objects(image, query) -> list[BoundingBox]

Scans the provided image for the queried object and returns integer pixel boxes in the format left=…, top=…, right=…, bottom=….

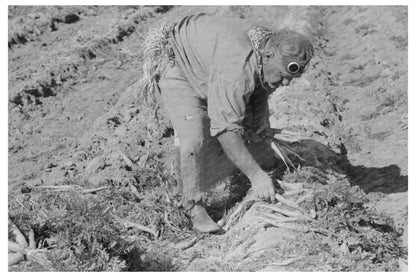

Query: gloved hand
left=249, top=170, right=276, bottom=203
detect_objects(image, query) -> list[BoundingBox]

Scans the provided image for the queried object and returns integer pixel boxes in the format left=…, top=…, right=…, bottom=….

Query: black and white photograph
left=6, top=2, right=410, bottom=272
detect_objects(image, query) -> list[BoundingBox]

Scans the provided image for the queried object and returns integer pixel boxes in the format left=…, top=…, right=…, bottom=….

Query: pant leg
left=172, top=145, right=183, bottom=196
left=159, top=63, right=210, bottom=209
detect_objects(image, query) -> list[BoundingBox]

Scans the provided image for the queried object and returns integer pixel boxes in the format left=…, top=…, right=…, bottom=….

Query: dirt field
left=8, top=6, right=407, bottom=271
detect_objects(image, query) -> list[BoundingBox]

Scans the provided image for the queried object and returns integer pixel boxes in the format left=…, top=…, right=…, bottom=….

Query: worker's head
left=262, top=29, right=314, bottom=89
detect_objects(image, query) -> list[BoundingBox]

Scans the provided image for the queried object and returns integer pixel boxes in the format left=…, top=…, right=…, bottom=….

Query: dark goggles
left=286, top=62, right=301, bottom=74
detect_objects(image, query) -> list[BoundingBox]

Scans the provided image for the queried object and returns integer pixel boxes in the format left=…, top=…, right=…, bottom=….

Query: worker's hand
left=249, top=170, right=276, bottom=203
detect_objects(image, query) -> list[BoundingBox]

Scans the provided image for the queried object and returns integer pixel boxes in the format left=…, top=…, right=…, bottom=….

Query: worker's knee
left=180, top=137, right=204, bottom=158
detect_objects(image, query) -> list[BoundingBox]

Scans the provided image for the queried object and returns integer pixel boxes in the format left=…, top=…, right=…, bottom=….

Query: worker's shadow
left=206, top=139, right=408, bottom=221
left=283, top=139, right=408, bottom=194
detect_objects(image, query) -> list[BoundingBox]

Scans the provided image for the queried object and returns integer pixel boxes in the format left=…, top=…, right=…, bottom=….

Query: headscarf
left=248, top=26, right=273, bottom=88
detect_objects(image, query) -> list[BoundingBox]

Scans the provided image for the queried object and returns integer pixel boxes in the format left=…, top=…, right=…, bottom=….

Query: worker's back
left=169, top=14, right=255, bottom=98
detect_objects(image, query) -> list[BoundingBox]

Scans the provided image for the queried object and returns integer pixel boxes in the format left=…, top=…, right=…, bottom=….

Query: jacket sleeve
left=207, top=73, right=255, bottom=137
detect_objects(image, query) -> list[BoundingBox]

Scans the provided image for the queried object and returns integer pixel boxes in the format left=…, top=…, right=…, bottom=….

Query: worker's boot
left=190, top=203, right=223, bottom=234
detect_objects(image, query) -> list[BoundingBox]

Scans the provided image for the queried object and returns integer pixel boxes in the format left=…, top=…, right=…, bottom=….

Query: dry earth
left=8, top=6, right=407, bottom=271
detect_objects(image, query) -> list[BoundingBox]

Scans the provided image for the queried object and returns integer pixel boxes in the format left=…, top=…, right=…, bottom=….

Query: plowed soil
left=8, top=5, right=407, bottom=271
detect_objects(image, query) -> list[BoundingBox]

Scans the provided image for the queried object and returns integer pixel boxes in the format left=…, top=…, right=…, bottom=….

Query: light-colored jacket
left=168, top=14, right=271, bottom=136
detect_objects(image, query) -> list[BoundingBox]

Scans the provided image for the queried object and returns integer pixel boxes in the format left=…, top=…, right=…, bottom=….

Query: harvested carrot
left=309, top=208, right=317, bottom=219
left=259, top=204, right=303, bottom=218
left=278, top=180, right=304, bottom=191
left=175, top=237, right=199, bottom=250
left=275, top=193, right=311, bottom=216
left=115, top=148, right=134, bottom=168
left=111, top=213, right=158, bottom=237
left=28, top=228, right=36, bottom=249
left=217, top=218, right=226, bottom=227
left=223, top=203, right=244, bottom=231
left=259, top=214, right=302, bottom=223
left=275, top=193, right=301, bottom=209
left=296, top=193, right=314, bottom=204
left=283, top=189, right=306, bottom=197
left=262, top=219, right=310, bottom=233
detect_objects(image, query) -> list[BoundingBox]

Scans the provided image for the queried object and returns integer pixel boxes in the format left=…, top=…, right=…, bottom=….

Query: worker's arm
left=206, top=73, right=275, bottom=201
left=217, top=130, right=275, bottom=202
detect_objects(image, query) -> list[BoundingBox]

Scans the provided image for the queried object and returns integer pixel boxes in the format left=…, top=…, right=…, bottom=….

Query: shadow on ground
left=279, top=139, right=408, bottom=194
left=205, top=138, right=407, bottom=220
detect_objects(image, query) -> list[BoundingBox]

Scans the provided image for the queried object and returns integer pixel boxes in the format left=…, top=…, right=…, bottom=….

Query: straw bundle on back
left=136, top=22, right=175, bottom=107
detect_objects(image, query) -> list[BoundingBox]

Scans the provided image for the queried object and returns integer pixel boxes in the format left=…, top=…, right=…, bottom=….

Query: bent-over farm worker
left=138, top=14, right=314, bottom=233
